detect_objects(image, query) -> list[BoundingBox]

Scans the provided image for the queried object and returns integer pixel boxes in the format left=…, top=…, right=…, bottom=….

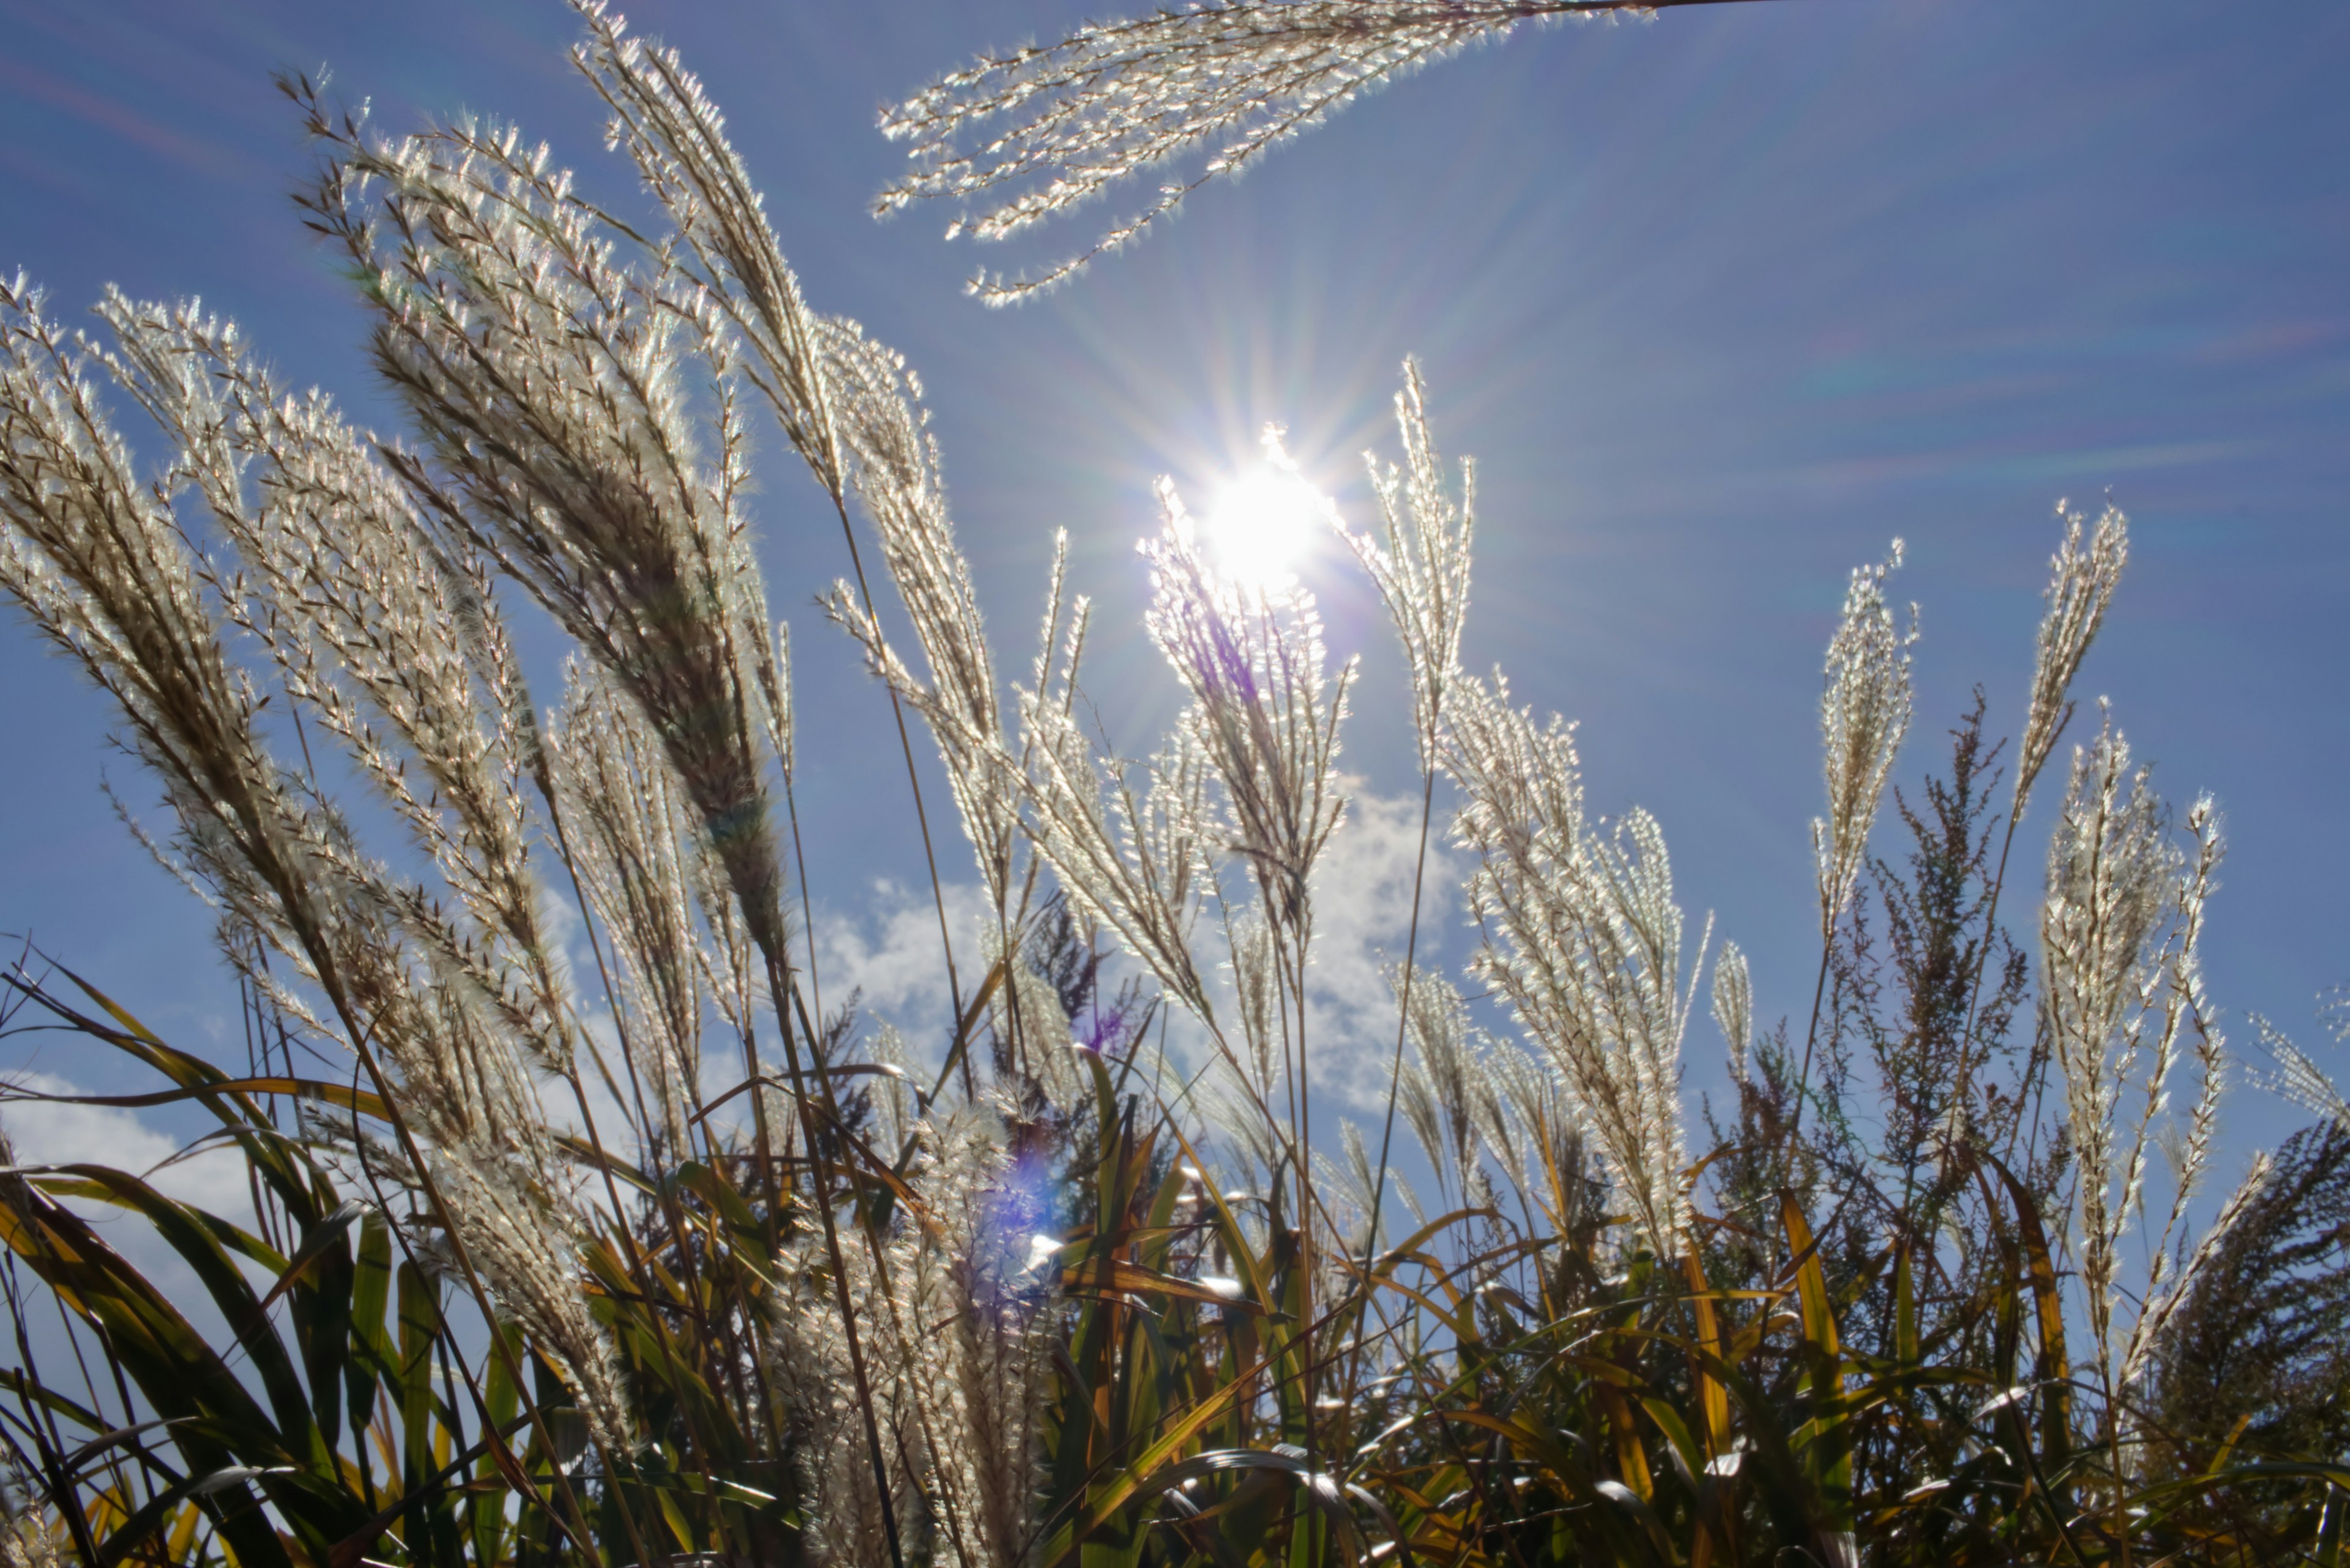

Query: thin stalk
left=823, top=488, right=969, bottom=1096
left=783, top=761, right=826, bottom=1031
left=1785, top=940, right=1834, bottom=1156
left=1949, top=807, right=2024, bottom=1144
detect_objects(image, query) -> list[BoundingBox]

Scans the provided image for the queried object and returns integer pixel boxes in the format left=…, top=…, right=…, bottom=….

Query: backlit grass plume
left=1447, top=673, right=1703, bottom=1261
left=878, top=0, right=1747, bottom=304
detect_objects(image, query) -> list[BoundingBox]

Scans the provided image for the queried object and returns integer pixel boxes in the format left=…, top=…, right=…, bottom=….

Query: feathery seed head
left=1813, top=540, right=1915, bottom=938
left=818, top=316, right=1019, bottom=911
left=308, top=111, right=796, bottom=963
left=2016, top=498, right=2127, bottom=818
left=2042, top=705, right=2231, bottom=1386
left=877, top=1, right=1627, bottom=304
left=1447, top=673, right=1695, bottom=1259
left=1712, top=940, right=1753, bottom=1084
left=572, top=1, right=845, bottom=498
left=1345, top=357, right=1474, bottom=774
left=1013, top=691, right=1216, bottom=1026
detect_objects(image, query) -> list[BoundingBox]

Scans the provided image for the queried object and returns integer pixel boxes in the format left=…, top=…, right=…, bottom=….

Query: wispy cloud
left=812, top=878, right=993, bottom=1050
left=1300, top=779, right=1460, bottom=1108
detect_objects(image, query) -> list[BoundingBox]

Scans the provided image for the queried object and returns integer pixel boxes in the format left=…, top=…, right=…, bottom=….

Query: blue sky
left=2, top=0, right=2345, bottom=1182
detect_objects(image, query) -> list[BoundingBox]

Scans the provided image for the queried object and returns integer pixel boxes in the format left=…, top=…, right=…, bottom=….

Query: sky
left=1, top=0, right=2346, bottom=1241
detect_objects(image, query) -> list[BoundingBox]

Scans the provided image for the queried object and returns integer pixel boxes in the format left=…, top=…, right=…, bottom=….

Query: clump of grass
left=1, top=6, right=2343, bottom=1567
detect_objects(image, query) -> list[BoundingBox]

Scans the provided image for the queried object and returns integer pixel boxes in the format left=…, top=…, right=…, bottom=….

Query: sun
left=1199, top=466, right=1329, bottom=589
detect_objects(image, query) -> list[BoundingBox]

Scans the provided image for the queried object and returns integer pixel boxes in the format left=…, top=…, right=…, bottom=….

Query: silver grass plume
left=867, top=1023, right=920, bottom=1151
left=816, top=318, right=1020, bottom=914
left=1013, top=690, right=1217, bottom=1026
left=1395, top=966, right=1489, bottom=1204
left=310, top=110, right=794, bottom=966
left=400, top=39, right=910, bottom=1520
left=917, top=1118, right=1053, bottom=1568
left=1228, top=909, right=1285, bottom=1102
left=2015, top=499, right=2128, bottom=821
left=94, top=293, right=574, bottom=1074
left=765, top=619, right=796, bottom=782
left=0, top=1514, right=59, bottom=1568
left=774, top=1116, right=1048, bottom=1568
left=549, top=662, right=707, bottom=1159
left=1198, top=911, right=1291, bottom=1201
left=1341, top=357, right=1474, bottom=773
left=2041, top=708, right=2231, bottom=1414
left=772, top=1227, right=922, bottom=1568
left=985, top=919, right=1083, bottom=1105
left=1482, top=1042, right=1599, bottom=1247
left=2124, top=1151, right=2272, bottom=1398
left=572, top=1, right=845, bottom=502
left=1813, top=540, right=1915, bottom=940
left=1711, top=939, right=1753, bottom=1085
left=2251, top=1012, right=2350, bottom=1130
left=0, top=1458, right=59, bottom=1568
left=0, top=277, right=332, bottom=985
left=877, top=0, right=1665, bottom=304
left=1142, top=470, right=1353, bottom=932
left=431, top=1152, right=635, bottom=1457
left=1447, top=672, right=1703, bottom=1259
left=0, top=277, right=634, bottom=1457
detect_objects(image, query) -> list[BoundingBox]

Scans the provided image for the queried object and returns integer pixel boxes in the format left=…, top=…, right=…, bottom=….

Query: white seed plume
left=2123, top=1150, right=2271, bottom=1395
left=2015, top=499, right=2128, bottom=820
left=2252, top=1015, right=2350, bottom=1130
left=984, top=918, right=1081, bottom=1104
left=0, top=1462, right=59, bottom=1568
left=0, top=277, right=634, bottom=1454
left=818, top=317, right=1019, bottom=914
left=1342, top=357, right=1474, bottom=774
left=772, top=1116, right=1048, bottom=1568
left=1482, top=1040, right=1598, bottom=1242
left=1395, top=966, right=1490, bottom=1204
left=1228, top=909, right=1285, bottom=1099
left=96, top=293, right=574, bottom=1073
left=1447, top=671, right=1701, bottom=1260
left=1813, top=541, right=1915, bottom=939
left=1015, top=691, right=1217, bottom=1025
left=2041, top=707, right=2230, bottom=1405
left=572, top=0, right=845, bottom=500
left=549, top=662, right=707, bottom=1159
left=433, top=1151, right=636, bottom=1458
left=310, top=109, right=794, bottom=963
left=1711, top=939, right=1753, bottom=1085
left=877, top=0, right=1661, bottom=304
left=0, top=277, right=321, bottom=972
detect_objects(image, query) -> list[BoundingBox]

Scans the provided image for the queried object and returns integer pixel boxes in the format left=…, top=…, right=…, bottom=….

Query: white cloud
left=2, top=1070, right=255, bottom=1216
left=812, top=876, right=992, bottom=1050
left=1297, top=779, right=1461, bottom=1107
left=0, top=1071, right=269, bottom=1337
left=720, top=790, right=1460, bottom=1115
left=1116, top=778, right=1466, bottom=1116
